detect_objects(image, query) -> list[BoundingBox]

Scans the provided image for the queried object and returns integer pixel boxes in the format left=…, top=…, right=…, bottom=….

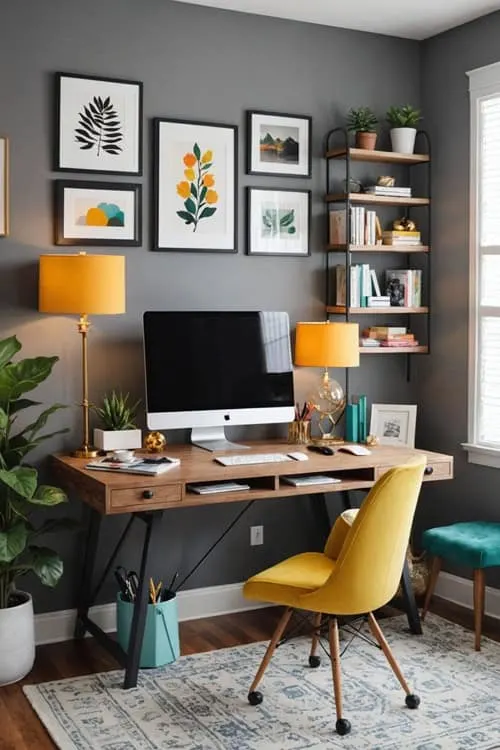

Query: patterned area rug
left=24, top=614, right=500, bottom=750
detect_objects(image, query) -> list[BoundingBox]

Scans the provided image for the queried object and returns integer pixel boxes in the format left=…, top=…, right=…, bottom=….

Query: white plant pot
left=0, top=591, right=35, bottom=685
left=390, top=127, right=417, bottom=154
left=94, top=428, right=142, bottom=451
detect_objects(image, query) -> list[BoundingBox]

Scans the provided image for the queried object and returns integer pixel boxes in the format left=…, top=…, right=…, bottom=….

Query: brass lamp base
left=74, top=446, right=99, bottom=459
left=311, top=435, right=345, bottom=447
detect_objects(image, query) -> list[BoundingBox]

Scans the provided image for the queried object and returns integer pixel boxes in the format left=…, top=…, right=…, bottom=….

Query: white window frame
left=463, top=61, right=500, bottom=468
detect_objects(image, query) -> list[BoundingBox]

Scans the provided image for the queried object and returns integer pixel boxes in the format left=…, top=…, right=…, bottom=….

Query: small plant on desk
left=93, top=391, right=142, bottom=452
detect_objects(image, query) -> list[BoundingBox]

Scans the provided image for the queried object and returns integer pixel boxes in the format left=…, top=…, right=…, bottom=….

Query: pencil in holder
left=288, top=420, right=311, bottom=445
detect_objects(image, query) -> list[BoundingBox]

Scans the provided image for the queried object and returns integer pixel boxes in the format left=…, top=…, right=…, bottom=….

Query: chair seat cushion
left=243, top=552, right=336, bottom=608
left=422, top=522, right=500, bottom=568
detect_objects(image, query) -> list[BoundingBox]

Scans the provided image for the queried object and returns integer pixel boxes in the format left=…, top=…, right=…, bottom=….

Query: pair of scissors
left=114, top=567, right=139, bottom=602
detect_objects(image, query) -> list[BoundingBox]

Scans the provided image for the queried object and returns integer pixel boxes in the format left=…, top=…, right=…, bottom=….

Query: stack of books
left=335, top=264, right=389, bottom=307
left=360, top=327, right=419, bottom=348
left=365, top=185, right=412, bottom=198
left=329, top=208, right=379, bottom=246
left=385, top=269, right=422, bottom=307
left=382, top=230, right=422, bottom=246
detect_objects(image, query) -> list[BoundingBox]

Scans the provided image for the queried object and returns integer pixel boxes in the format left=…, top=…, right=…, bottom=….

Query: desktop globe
left=144, top=431, right=167, bottom=453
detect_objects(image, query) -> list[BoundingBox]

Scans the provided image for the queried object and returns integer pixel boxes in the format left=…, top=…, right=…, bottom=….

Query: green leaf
left=8, top=399, right=41, bottom=415
left=193, top=143, right=201, bottom=160
left=184, top=198, right=196, bottom=214
left=200, top=186, right=207, bottom=202
left=0, top=356, right=58, bottom=401
left=280, top=210, right=295, bottom=227
left=21, top=546, right=64, bottom=587
left=0, top=466, right=37, bottom=499
left=0, top=522, right=28, bottom=563
left=201, top=162, right=212, bottom=171
left=29, top=518, right=80, bottom=539
left=22, top=403, right=66, bottom=440
left=176, top=211, right=195, bottom=224
left=287, top=227, right=296, bottom=234
left=199, top=207, right=217, bottom=219
left=5, top=428, right=69, bottom=465
left=28, top=485, right=68, bottom=507
left=190, top=183, right=198, bottom=199
left=0, top=336, right=22, bottom=370
left=0, top=407, right=8, bottom=431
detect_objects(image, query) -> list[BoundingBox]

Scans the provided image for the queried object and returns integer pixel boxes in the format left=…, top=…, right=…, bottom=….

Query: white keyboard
left=214, top=453, right=293, bottom=467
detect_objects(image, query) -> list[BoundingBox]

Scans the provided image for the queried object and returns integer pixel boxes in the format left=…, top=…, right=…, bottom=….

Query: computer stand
left=190, top=426, right=249, bottom=452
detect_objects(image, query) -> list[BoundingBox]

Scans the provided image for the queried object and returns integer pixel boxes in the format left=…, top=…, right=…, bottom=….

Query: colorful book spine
left=346, top=403, right=359, bottom=443
left=358, top=396, right=367, bottom=443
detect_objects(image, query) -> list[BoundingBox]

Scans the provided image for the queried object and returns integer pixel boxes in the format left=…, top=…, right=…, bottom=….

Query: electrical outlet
left=250, top=525, right=264, bottom=546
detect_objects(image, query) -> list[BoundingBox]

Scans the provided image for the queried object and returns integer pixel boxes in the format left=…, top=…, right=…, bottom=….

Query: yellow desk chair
left=243, top=458, right=426, bottom=737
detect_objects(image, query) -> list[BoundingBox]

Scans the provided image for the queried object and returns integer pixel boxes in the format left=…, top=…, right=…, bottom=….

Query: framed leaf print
left=55, top=73, right=143, bottom=175
left=54, top=180, right=141, bottom=246
left=154, top=118, right=237, bottom=252
left=247, top=187, right=310, bottom=257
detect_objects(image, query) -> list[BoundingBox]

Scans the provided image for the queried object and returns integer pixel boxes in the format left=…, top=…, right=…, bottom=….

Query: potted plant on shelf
left=346, top=107, right=379, bottom=150
left=386, top=104, right=422, bottom=154
left=0, top=335, right=73, bottom=685
left=93, top=390, right=142, bottom=451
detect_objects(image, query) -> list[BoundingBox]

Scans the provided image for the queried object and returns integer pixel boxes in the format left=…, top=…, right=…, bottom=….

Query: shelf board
left=326, top=306, right=429, bottom=315
left=325, top=147, right=430, bottom=165
left=360, top=346, right=429, bottom=354
left=326, top=193, right=430, bottom=206
left=327, top=244, right=429, bottom=253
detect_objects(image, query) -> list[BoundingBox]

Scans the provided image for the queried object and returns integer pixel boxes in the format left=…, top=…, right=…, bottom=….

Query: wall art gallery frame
left=246, top=187, right=311, bottom=257
left=369, top=403, right=417, bottom=448
left=247, top=110, right=312, bottom=178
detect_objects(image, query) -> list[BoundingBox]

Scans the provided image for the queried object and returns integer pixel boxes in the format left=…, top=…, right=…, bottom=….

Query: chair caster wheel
left=309, top=655, right=321, bottom=668
left=406, top=693, right=420, bottom=709
left=335, top=718, right=351, bottom=736
left=248, top=691, right=263, bottom=706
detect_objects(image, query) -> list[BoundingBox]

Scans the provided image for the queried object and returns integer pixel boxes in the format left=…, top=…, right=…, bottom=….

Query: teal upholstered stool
left=421, top=521, right=500, bottom=650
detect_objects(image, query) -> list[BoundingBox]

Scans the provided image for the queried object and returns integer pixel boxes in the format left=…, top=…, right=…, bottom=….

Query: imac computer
left=143, top=311, right=295, bottom=451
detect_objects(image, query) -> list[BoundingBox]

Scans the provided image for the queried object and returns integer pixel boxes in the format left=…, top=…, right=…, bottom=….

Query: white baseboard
left=435, top=571, right=500, bottom=620
left=34, top=582, right=267, bottom=646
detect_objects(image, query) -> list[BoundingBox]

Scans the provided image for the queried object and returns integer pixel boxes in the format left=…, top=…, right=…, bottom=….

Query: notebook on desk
left=86, top=457, right=180, bottom=476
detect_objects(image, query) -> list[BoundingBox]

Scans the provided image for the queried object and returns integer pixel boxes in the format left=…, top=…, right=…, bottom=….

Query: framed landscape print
left=54, top=180, right=141, bottom=246
left=369, top=404, right=417, bottom=448
left=247, top=187, right=310, bottom=257
left=247, top=110, right=312, bottom=177
left=0, top=137, right=8, bottom=237
left=154, top=118, right=237, bottom=252
left=55, top=73, right=143, bottom=175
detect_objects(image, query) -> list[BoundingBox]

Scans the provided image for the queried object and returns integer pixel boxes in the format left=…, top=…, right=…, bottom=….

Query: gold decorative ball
left=366, top=434, right=380, bottom=446
left=393, top=217, right=417, bottom=232
left=377, top=175, right=396, bottom=187
left=144, top=431, right=167, bottom=453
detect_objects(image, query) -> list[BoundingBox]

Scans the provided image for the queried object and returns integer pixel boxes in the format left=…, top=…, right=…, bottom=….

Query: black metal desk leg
left=123, top=511, right=164, bottom=689
left=74, top=508, right=102, bottom=639
left=401, top=559, right=423, bottom=635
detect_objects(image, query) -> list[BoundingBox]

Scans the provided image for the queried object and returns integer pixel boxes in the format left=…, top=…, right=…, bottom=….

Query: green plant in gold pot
left=93, top=390, right=142, bottom=452
left=346, top=107, right=378, bottom=150
left=0, top=335, right=73, bottom=685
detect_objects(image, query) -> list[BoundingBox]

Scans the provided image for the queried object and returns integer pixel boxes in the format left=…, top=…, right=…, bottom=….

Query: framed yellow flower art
left=154, top=118, right=237, bottom=252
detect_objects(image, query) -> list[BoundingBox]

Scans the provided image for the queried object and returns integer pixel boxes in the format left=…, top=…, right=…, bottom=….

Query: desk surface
left=52, top=442, right=453, bottom=516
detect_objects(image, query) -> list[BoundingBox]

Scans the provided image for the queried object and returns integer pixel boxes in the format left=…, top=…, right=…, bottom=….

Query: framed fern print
left=153, top=118, right=237, bottom=252
left=55, top=73, right=143, bottom=175
left=246, top=187, right=310, bottom=257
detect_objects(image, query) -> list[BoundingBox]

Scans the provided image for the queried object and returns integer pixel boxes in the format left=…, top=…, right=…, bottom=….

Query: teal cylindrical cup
left=116, top=593, right=180, bottom=669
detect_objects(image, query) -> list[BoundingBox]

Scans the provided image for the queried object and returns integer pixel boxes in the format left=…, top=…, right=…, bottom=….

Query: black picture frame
left=246, top=110, right=312, bottom=178
left=246, top=186, right=311, bottom=257
left=55, top=72, right=143, bottom=176
left=153, top=117, right=238, bottom=253
left=54, top=179, right=142, bottom=247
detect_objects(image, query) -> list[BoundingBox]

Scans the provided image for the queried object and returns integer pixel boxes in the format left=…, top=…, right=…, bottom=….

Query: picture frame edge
left=246, top=109, right=312, bottom=178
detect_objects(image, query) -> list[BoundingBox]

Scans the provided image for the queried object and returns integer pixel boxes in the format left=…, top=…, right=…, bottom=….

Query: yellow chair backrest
left=301, top=458, right=426, bottom=615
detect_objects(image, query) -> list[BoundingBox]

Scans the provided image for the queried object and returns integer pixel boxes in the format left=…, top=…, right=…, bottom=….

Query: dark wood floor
left=1, top=599, right=499, bottom=750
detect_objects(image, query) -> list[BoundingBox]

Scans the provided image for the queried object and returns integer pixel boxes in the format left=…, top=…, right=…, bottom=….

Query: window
left=465, top=62, right=500, bottom=467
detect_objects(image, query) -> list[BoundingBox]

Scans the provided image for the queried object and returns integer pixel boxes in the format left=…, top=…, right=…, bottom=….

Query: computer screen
left=143, top=311, right=295, bottom=450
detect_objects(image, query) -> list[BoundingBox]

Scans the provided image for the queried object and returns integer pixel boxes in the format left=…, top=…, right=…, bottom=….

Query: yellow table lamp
left=39, top=252, right=126, bottom=458
left=295, top=321, right=359, bottom=443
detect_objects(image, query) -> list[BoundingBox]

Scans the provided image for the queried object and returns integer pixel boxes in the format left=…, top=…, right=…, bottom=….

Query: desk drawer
left=374, top=459, right=453, bottom=483
left=110, top=484, right=182, bottom=510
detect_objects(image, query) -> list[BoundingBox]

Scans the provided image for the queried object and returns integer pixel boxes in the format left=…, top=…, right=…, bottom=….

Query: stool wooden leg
left=422, top=556, right=441, bottom=621
left=309, top=612, right=322, bottom=668
left=473, top=569, right=485, bottom=651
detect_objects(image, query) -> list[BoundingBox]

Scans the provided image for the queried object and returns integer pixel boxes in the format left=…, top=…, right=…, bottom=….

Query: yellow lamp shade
left=39, top=253, right=125, bottom=315
left=295, top=321, right=359, bottom=368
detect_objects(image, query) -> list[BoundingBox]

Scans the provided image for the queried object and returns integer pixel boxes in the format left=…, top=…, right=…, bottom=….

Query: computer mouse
left=308, top=445, right=335, bottom=456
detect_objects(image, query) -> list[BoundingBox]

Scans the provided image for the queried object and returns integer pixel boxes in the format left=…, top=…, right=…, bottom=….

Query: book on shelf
left=364, top=186, right=412, bottom=196
left=334, top=264, right=390, bottom=307
left=385, top=269, right=422, bottom=307
left=362, top=326, right=407, bottom=337
left=367, top=296, right=391, bottom=307
left=329, top=207, right=379, bottom=246
left=382, top=230, right=422, bottom=246
left=361, top=326, right=418, bottom=348
left=86, top=456, right=181, bottom=476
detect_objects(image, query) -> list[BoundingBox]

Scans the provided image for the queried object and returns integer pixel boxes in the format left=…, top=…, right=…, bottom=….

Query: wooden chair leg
left=328, top=617, right=351, bottom=735
left=367, top=612, right=420, bottom=709
left=309, top=612, right=322, bottom=667
left=248, top=607, right=293, bottom=702
left=473, top=568, right=485, bottom=651
left=422, top=556, right=441, bottom=620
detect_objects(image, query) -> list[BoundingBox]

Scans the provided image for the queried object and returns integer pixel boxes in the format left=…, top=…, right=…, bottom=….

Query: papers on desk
left=86, top=456, right=180, bottom=476
left=282, top=475, right=342, bottom=487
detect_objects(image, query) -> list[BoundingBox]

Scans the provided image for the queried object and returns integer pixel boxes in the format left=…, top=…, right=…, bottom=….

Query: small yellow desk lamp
left=39, top=252, right=125, bottom=458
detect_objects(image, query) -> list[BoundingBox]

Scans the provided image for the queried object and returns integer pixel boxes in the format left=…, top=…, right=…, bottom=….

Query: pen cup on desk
left=116, top=592, right=180, bottom=668
left=288, top=420, right=311, bottom=445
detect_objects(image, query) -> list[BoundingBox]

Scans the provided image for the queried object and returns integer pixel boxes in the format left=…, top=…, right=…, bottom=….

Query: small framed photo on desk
left=369, top=404, right=417, bottom=448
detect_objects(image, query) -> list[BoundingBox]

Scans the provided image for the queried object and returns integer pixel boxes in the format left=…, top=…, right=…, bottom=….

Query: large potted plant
left=346, top=107, right=378, bottom=150
left=0, top=335, right=72, bottom=685
left=386, top=104, right=421, bottom=154
left=93, top=390, right=142, bottom=452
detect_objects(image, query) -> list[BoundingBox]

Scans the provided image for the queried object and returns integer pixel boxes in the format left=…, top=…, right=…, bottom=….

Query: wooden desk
left=53, top=442, right=453, bottom=689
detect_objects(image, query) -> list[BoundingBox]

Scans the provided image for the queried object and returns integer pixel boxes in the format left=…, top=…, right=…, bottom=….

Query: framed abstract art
left=55, top=72, right=143, bottom=175
left=246, top=187, right=311, bottom=257
left=369, top=404, right=417, bottom=448
left=54, top=180, right=141, bottom=246
left=247, top=110, right=312, bottom=177
left=153, top=118, right=238, bottom=252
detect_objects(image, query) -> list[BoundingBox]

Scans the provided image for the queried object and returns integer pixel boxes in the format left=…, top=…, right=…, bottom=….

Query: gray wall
left=0, top=0, right=421, bottom=613
left=416, top=12, right=500, bottom=582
